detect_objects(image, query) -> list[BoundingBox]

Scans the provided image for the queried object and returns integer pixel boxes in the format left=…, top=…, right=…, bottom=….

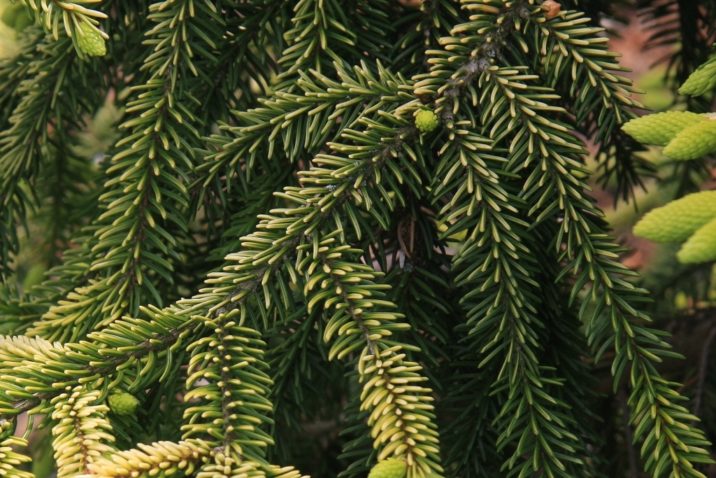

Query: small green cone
left=622, top=111, right=706, bottom=146
left=679, top=55, right=716, bottom=97
left=108, top=392, right=139, bottom=416
left=663, top=119, right=716, bottom=160
left=76, top=22, right=106, bottom=57
left=368, top=458, right=407, bottom=478
left=415, top=109, right=439, bottom=133
left=677, top=216, right=716, bottom=264
left=633, top=190, right=716, bottom=243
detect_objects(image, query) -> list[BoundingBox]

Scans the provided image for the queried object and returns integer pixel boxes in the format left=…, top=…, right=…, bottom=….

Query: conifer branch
left=29, top=0, right=226, bottom=341
left=299, top=235, right=442, bottom=474
left=0, top=34, right=94, bottom=280
left=0, top=432, right=33, bottom=478
left=0, top=2, right=713, bottom=475
left=432, top=126, right=586, bottom=475
left=274, top=0, right=392, bottom=89
left=197, top=62, right=411, bottom=207
left=86, top=439, right=212, bottom=478
left=481, top=65, right=713, bottom=478
left=522, top=5, right=649, bottom=202
left=50, top=385, right=114, bottom=477
left=183, top=317, right=274, bottom=461
left=414, top=1, right=713, bottom=474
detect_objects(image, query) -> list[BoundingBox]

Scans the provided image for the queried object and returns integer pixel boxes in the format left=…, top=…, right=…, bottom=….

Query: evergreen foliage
left=0, top=0, right=714, bottom=477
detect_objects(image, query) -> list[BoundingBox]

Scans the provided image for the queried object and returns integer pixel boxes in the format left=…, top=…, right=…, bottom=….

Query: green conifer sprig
left=0, top=230, right=95, bottom=336
left=274, top=0, right=392, bottom=89
left=0, top=422, right=32, bottom=478
left=298, top=236, right=441, bottom=474
left=414, top=1, right=713, bottom=475
left=0, top=1, right=713, bottom=477
left=0, top=35, right=97, bottom=280
left=431, top=126, right=586, bottom=475
left=86, top=438, right=212, bottom=477
left=27, top=0, right=227, bottom=342
left=523, top=6, right=648, bottom=201
left=50, top=385, right=114, bottom=477
left=485, top=65, right=711, bottom=478
left=197, top=62, right=411, bottom=208
left=182, top=318, right=274, bottom=461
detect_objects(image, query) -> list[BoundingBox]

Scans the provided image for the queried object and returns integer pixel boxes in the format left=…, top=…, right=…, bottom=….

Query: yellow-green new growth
left=679, top=55, right=716, bottom=96
left=415, top=109, right=439, bottom=133
left=0, top=434, right=32, bottom=478
left=368, top=458, right=408, bottom=478
left=677, top=216, right=716, bottom=263
left=622, top=111, right=706, bottom=146
left=108, top=392, right=139, bottom=416
left=76, top=22, right=106, bottom=57
left=633, top=190, right=716, bottom=242
left=662, top=118, right=716, bottom=160
left=87, top=439, right=212, bottom=478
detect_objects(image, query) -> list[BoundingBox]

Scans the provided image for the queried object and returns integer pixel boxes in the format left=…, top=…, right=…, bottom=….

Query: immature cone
left=663, top=118, right=716, bottom=160
left=368, top=458, right=407, bottom=478
left=76, top=22, right=107, bottom=57
left=633, top=190, right=716, bottom=242
left=622, top=111, right=706, bottom=146
left=415, top=109, right=439, bottom=133
left=679, top=55, right=716, bottom=96
left=677, top=216, right=716, bottom=264
left=108, top=392, right=139, bottom=416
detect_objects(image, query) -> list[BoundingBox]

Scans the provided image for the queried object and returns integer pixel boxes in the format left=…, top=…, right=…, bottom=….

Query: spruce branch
left=414, top=1, right=713, bottom=474
left=197, top=61, right=411, bottom=208
left=299, top=234, right=442, bottom=474
left=522, top=5, right=649, bottom=203
left=431, top=126, right=586, bottom=476
left=0, top=1, right=714, bottom=475
left=182, top=317, right=274, bottom=462
left=274, top=0, right=392, bottom=89
left=481, top=65, right=713, bottom=478
left=86, top=439, right=212, bottom=477
left=29, top=0, right=226, bottom=341
left=50, top=385, right=114, bottom=477
left=0, top=432, right=33, bottom=478
left=0, top=34, right=94, bottom=280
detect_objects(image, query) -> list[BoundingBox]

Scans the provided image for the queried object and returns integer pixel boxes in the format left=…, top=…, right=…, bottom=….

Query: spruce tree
left=0, top=0, right=714, bottom=477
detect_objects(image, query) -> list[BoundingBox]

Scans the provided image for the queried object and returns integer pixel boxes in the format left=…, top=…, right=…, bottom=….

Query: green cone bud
left=679, top=55, right=716, bottom=97
left=677, top=217, right=716, bottom=264
left=368, top=458, right=407, bottom=478
left=622, top=111, right=706, bottom=146
left=662, top=119, right=716, bottom=160
left=633, top=190, right=716, bottom=243
left=108, top=392, right=139, bottom=416
left=76, top=22, right=106, bottom=57
left=415, top=109, right=439, bottom=133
